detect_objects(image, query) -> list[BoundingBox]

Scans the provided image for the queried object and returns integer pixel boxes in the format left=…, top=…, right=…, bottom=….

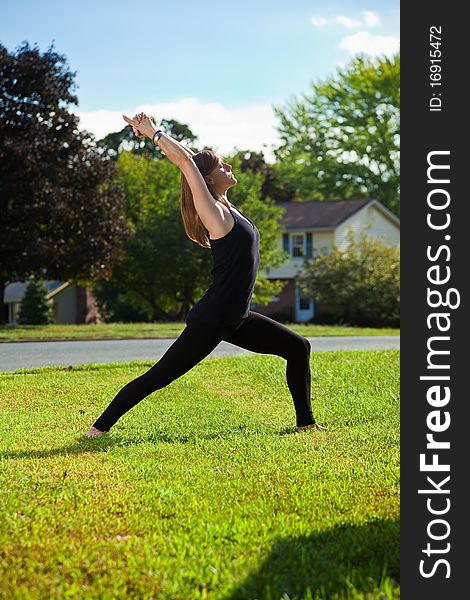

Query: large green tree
left=0, top=42, right=130, bottom=325
left=93, top=151, right=206, bottom=321
left=93, top=150, right=288, bottom=322
left=273, top=53, right=400, bottom=216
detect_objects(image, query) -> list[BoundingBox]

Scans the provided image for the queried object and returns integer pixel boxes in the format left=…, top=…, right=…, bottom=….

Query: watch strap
left=152, top=130, right=163, bottom=145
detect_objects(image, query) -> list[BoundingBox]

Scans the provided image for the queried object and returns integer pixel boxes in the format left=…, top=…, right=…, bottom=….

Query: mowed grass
left=0, top=321, right=399, bottom=342
left=0, top=350, right=400, bottom=600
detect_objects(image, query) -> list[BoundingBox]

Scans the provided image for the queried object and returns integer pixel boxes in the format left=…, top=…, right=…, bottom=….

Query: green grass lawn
left=0, top=350, right=400, bottom=599
left=0, top=321, right=400, bottom=342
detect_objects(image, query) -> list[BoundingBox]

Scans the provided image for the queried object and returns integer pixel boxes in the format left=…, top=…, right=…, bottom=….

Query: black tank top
left=186, top=205, right=260, bottom=327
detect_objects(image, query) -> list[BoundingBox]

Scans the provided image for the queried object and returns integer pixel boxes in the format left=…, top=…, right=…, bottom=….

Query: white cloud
left=74, top=109, right=124, bottom=140
left=75, top=98, right=281, bottom=162
left=311, top=11, right=381, bottom=29
left=311, top=16, right=328, bottom=27
left=361, top=10, right=381, bottom=27
left=339, top=31, right=400, bottom=56
left=335, top=16, right=361, bottom=29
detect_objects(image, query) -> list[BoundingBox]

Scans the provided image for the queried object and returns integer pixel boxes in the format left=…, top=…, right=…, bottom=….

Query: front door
left=295, top=286, right=314, bottom=322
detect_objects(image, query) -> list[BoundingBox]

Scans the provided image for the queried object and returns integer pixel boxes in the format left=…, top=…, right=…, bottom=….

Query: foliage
left=92, top=150, right=289, bottom=321
left=297, top=228, right=400, bottom=327
left=16, top=278, right=54, bottom=325
left=92, top=152, right=201, bottom=321
left=97, top=117, right=199, bottom=161
left=0, top=41, right=131, bottom=324
left=235, top=149, right=296, bottom=202
left=273, top=53, right=400, bottom=215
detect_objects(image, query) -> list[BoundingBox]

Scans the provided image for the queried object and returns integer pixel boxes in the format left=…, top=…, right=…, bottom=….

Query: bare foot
left=297, top=422, right=327, bottom=432
left=85, top=426, right=105, bottom=438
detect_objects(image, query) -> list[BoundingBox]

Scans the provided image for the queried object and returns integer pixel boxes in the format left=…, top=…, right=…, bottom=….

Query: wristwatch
left=152, top=130, right=163, bottom=145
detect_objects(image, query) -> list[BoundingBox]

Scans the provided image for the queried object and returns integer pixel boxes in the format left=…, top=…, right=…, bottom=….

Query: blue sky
left=2, top=0, right=399, bottom=158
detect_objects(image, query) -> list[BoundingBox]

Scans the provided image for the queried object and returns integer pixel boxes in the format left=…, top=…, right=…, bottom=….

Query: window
left=283, top=232, right=314, bottom=258
left=292, top=234, right=304, bottom=257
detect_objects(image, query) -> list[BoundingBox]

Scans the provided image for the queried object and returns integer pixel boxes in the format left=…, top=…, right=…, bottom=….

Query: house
left=3, top=280, right=101, bottom=325
left=252, top=198, right=400, bottom=323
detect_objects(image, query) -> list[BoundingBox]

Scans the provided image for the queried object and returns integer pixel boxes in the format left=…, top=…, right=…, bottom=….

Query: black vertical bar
left=401, top=1, right=467, bottom=597
left=282, top=232, right=290, bottom=253
left=306, top=231, right=312, bottom=257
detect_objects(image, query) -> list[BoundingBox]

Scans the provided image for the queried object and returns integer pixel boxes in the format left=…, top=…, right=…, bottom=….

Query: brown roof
left=274, top=198, right=372, bottom=229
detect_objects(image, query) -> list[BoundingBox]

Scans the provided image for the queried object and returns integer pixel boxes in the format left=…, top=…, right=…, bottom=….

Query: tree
left=97, top=117, right=199, bottom=161
left=17, top=277, right=54, bottom=325
left=297, top=228, right=400, bottom=327
left=92, top=152, right=212, bottom=321
left=238, top=149, right=296, bottom=202
left=0, top=42, right=131, bottom=325
left=92, top=150, right=288, bottom=321
left=273, top=53, right=400, bottom=216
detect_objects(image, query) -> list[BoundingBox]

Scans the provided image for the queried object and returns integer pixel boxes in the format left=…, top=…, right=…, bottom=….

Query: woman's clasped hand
left=122, top=112, right=157, bottom=140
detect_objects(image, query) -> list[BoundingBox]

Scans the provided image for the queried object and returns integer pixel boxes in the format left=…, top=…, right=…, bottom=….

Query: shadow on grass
left=0, top=425, right=313, bottom=459
left=223, top=519, right=399, bottom=600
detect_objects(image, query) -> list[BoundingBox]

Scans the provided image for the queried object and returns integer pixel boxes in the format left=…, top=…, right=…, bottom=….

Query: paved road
left=0, top=336, right=399, bottom=371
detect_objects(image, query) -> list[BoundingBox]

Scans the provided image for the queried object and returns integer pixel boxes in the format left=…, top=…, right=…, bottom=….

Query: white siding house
left=254, top=198, right=400, bottom=323
left=334, top=200, right=400, bottom=250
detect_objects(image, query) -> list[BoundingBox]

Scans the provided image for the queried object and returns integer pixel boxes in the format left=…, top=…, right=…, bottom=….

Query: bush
left=17, top=278, right=54, bottom=325
left=298, top=228, right=400, bottom=327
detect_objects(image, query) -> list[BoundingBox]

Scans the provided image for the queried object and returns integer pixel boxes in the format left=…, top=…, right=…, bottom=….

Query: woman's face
left=207, top=157, right=237, bottom=190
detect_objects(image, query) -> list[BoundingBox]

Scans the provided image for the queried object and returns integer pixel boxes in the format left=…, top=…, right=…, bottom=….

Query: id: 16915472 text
left=429, top=25, right=442, bottom=112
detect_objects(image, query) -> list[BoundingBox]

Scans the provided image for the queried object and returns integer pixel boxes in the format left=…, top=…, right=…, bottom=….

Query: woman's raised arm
left=123, top=114, right=229, bottom=236
left=123, top=114, right=191, bottom=168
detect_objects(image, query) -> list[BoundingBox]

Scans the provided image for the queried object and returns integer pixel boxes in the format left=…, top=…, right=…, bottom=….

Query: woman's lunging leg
left=223, top=311, right=316, bottom=427
left=92, top=322, right=224, bottom=432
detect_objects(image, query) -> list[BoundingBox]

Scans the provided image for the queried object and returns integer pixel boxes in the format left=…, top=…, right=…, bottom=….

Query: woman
left=85, top=113, right=325, bottom=438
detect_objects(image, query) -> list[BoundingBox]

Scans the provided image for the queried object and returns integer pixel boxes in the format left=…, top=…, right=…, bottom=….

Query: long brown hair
left=180, top=150, right=231, bottom=248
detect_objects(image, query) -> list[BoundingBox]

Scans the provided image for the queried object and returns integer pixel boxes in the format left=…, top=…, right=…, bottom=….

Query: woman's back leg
left=222, top=311, right=316, bottom=427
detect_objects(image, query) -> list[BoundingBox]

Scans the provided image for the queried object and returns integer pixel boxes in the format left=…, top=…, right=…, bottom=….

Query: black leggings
left=92, top=311, right=316, bottom=432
